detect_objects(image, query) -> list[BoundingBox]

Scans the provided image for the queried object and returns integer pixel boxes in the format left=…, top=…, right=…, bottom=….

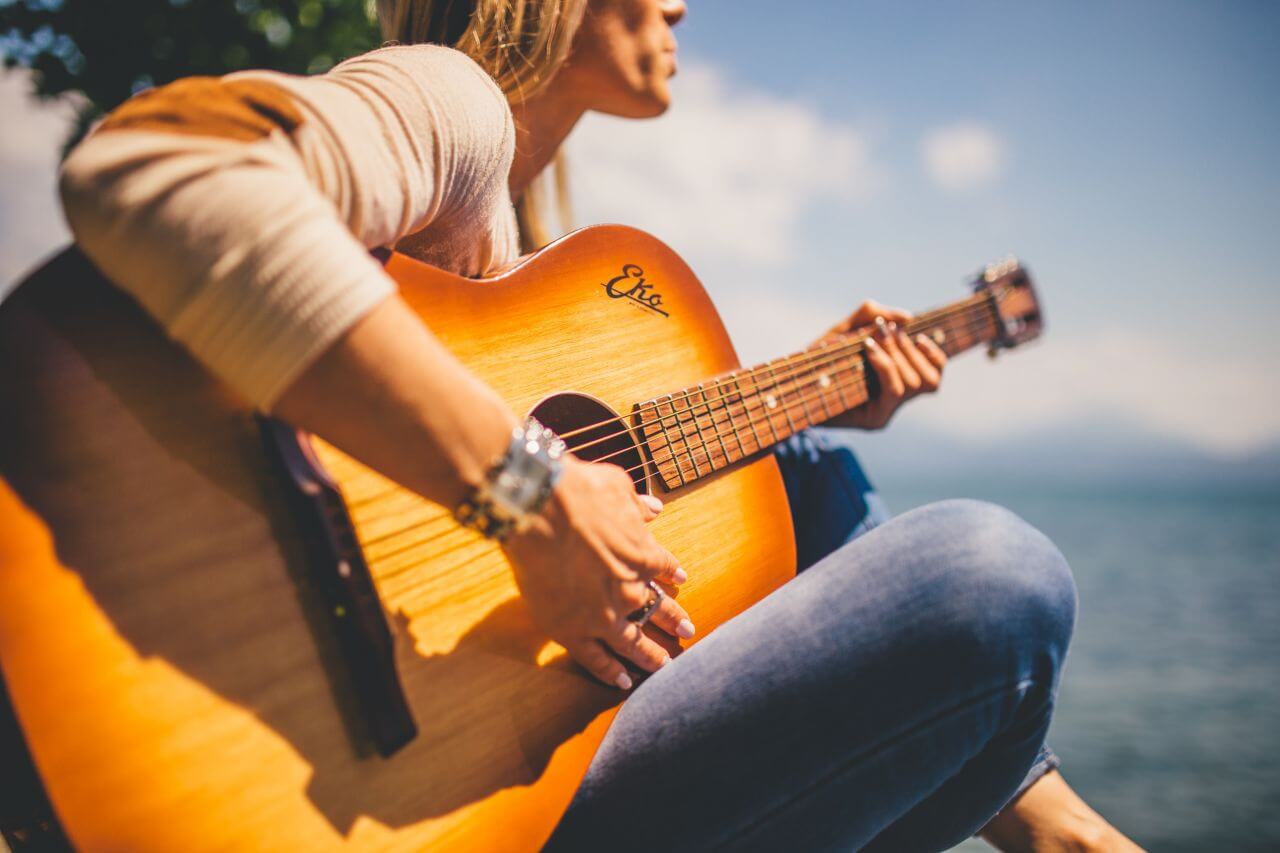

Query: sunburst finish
left=0, top=226, right=797, bottom=850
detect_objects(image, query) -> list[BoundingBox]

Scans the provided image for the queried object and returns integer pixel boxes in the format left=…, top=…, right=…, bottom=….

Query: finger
left=616, top=578, right=653, bottom=612
left=879, top=305, right=913, bottom=325
left=877, top=320, right=920, bottom=393
left=621, top=535, right=685, bottom=585
left=898, top=330, right=940, bottom=390
left=634, top=492, right=663, bottom=521
left=863, top=336, right=905, bottom=400
left=850, top=300, right=913, bottom=328
left=605, top=620, right=673, bottom=673
left=647, top=590, right=697, bottom=640
left=916, top=333, right=949, bottom=370
left=566, top=638, right=634, bottom=690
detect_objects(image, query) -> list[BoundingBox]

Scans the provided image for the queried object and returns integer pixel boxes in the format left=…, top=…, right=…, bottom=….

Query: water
left=877, top=479, right=1280, bottom=852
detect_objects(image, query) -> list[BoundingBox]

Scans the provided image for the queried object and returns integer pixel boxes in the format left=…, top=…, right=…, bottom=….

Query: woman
left=57, top=0, right=1139, bottom=849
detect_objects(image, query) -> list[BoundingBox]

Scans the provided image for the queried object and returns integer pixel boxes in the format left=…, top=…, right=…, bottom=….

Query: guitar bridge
left=259, top=416, right=417, bottom=757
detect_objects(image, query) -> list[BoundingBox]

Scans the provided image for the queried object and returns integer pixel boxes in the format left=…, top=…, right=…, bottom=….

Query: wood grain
left=0, top=227, right=796, bottom=851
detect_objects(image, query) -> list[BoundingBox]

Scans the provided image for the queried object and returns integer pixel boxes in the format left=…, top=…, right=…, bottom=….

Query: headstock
left=971, top=257, right=1043, bottom=352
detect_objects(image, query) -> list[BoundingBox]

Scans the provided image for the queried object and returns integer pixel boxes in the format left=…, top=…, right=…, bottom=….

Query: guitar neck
left=635, top=290, right=1000, bottom=490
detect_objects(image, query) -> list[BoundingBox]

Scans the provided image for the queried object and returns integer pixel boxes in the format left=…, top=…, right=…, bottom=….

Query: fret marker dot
left=932, top=329, right=946, bottom=344
left=818, top=373, right=832, bottom=389
left=765, top=395, right=778, bottom=409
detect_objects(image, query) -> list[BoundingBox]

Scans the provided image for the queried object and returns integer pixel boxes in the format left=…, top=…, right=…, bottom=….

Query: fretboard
left=634, top=291, right=1000, bottom=490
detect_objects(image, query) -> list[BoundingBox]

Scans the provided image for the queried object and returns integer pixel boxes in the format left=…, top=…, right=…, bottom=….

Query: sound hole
left=529, top=392, right=648, bottom=495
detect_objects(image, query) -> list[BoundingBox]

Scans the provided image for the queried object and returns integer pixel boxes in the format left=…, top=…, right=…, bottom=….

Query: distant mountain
left=838, top=416, right=1280, bottom=492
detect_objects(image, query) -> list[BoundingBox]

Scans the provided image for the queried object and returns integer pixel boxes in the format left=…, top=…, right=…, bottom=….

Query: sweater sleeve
left=59, top=45, right=516, bottom=410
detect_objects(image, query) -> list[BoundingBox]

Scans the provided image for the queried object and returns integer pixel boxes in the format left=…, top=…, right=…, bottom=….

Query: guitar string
left=361, top=355, right=886, bottom=571
left=358, top=350, right=884, bottom=564
left=362, top=307, right=1015, bottom=591
left=624, top=307, right=999, bottom=481
left=354, top=300, right=997, bottom=511
left=359, top=353, right=879, bottom=564
left=352, top=309, right=999, bottom=563
left=352, top=299, right=995, bottom=530
left=549, top=292, right=997, bottom=445
left=366, top=332, right=1004, bottom=589
left=375, top=318, right=937, bottom=593
left=345, top=302, right=999, bottom=550
left=344, top=298, right=998, bottom=511
left=562, top=299, right=997, bottom=463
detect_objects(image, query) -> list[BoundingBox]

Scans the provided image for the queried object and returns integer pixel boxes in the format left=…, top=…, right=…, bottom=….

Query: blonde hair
left=376, top=0, right=586, bottom=250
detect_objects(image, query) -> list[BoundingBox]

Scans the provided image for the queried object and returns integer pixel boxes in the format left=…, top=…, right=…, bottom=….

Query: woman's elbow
left=58, top=135, right=116, bottom=248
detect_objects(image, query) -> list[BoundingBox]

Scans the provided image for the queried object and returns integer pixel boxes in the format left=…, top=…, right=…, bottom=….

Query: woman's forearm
left=272, top=293, right=517, bottom=509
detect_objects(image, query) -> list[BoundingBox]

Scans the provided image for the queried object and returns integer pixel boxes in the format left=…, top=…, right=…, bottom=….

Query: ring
left=626, top=580, right=665, bottom=626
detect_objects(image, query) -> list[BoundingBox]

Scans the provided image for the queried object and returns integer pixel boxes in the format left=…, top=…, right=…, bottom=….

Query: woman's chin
left=603, top=86, right=672, bottom=119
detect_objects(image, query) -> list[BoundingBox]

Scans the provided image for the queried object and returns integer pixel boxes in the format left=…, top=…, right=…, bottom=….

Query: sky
left=2, top=0, right=1278, bottom=457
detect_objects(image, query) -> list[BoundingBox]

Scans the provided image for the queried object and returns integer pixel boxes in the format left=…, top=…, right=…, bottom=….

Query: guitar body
left=0, top=226, right=796, bottom=850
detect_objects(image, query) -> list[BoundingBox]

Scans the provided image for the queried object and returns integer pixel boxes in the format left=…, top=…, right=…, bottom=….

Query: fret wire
left=774, top=353, right=811, bottom=423
left=700, top=382, right=734, bottom=468
left=635, top=298, right=1001, bottom=483
left=644, top=425, right=687, bottom=482
left=713, top=376, right=749, bottom=460
left=811, top=341, right=838, bottom=418
left=695, top=306, right=991, bottom=441
left=734, top=373, right=764, bottom=454
left=829, top=347, right=857, bottom=410
left=657, top=395, right=690, bottom=486
left=645, top=356, right=875, bottom=481
left=709, top=380, right=749, bottom=461
left=763, top=361, right=800, bottom=436
left=749, top=367, right=785, bottom=444
left=668, top=393, right=702, bottom=478
left=785, top=349, right=824, bottom=424
left=681, top=390, right=716, bottom=474
left=644, top=293, right=992, bottom=444
left=674, top=392, right=722, bottom=477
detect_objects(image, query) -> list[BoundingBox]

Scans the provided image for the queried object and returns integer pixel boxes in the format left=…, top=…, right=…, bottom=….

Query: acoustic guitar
left=0, top=225, right=1042, bottom=850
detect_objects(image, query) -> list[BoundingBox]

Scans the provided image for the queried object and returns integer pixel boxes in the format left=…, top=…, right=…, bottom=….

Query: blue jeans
left=546, top=429, right=1075, bottom=852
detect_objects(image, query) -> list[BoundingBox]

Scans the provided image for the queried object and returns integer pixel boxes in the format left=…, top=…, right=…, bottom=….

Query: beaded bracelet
left=454, top=417, right=566, bottom=541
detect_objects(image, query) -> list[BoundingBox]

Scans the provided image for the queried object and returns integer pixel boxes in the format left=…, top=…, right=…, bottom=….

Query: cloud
left=0, top=70, right=75, bottom=297
left=568, top=64, right=881, bottom=265
left=920, top=122, right=1004, bottom=191
left=907, top=329, right=1280, bottom=456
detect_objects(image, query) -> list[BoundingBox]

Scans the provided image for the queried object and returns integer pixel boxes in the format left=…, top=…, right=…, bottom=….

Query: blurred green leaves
left=1, top=0, right=381, bottom=148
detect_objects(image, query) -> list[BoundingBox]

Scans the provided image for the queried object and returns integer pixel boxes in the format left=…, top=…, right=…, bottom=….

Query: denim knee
left=913, top=499, right=1077, bottom=684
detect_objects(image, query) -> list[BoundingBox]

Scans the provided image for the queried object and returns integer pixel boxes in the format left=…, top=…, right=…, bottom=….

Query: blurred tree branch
left=0, top=0, right=381, bottom=152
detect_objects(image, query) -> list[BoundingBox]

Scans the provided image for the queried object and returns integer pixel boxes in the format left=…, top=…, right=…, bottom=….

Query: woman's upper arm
left=60, top=121, right=395, bottom=410
left=57, top=45, right=514, bottom=410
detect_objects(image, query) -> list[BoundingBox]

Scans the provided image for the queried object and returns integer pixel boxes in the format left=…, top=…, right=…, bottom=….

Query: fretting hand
left=503, top=455, right=695, bottom=690
left=817, top=300, right=949, bottom=430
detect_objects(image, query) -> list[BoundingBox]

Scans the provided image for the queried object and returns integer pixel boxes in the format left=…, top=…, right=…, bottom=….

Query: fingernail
left=640, top=494, right=663, bottom=513
left=615, top=672, right=633, bottom=690
left=672, top=567, right=688, bottom=584
left=865, top=336, right=880, bottom=349
left=677, top=619, right=696, bottom=639
left=887, top=321, right=898, bottom=333
left=658, top=654, right=671, bottom=668
left=874, top=315, right=887, bottom=329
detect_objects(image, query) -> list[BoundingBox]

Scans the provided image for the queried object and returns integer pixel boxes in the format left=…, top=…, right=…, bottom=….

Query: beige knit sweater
left=59, top=45, right=521, bottom=409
